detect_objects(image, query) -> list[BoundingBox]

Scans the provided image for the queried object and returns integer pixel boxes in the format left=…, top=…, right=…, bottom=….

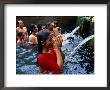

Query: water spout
left=62, top=26, right=80, bottom=45
left=71, top=26, right=80, bottom=35
left=73, top=35, right=94, bottom=53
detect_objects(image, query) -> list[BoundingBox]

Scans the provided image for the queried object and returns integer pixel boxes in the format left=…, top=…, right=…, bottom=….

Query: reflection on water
left=16, top=32, right=94, bottom=74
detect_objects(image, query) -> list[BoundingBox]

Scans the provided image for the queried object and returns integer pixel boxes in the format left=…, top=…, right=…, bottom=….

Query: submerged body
left=16, top=20, right=28, bottom=39
left=38, top=48, right=60, bottom=74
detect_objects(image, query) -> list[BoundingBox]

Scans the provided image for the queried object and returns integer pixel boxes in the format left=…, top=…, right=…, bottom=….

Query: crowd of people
left=16, top=20, right=65, bottom=74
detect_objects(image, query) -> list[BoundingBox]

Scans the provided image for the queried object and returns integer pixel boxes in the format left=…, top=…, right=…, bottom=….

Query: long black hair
left=28, top=24, right=37, bottom=36
left=37, top=29, right=50, bottom=53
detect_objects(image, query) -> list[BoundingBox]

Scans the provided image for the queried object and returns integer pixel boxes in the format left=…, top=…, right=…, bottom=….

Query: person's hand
left=57, top=34, right=63, bottom=42
left=53, top=35, right=63, bottom=49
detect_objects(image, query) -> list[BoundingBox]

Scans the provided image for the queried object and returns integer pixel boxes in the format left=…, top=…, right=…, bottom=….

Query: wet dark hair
left=29, top=24, right=37, bottom=35
left=53, top=21, right=59, bottom=27
left=42, top=24, right=47, bottom=29
left=17, top=32, right=24, bottom=37
left=37, top=24, right=42, bottom=32
left=37, top=29, right=50, bottom=53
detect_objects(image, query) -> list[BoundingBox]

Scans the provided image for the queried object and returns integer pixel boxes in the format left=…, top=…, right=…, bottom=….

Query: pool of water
left=16, top=33, right=94, bottom=74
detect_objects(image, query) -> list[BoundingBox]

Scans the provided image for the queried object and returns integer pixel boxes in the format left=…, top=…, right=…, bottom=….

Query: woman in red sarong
left=37, top=29, right=65, bottom=74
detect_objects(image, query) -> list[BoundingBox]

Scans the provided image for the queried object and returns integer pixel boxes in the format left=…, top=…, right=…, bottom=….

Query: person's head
left=47, top=22, right=54, bottom=31
left=37, top=29, right=54, bottom=53
left=41, top=24, right=47, bottom=30
left=29, top=24, right=38, bottom=34
left=53, top=21, right=59, bottom=27
left=17, top=32, right=24, bottom=40
left=37, top=24, right=42, bottom=32
left=18, top=20, right=24, bottom=28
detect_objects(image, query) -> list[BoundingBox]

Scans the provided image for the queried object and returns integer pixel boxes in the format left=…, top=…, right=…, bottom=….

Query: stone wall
left=16, top=16, right=78, bottom=33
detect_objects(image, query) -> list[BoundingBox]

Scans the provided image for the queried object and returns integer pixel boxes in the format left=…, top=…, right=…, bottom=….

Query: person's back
left=28, top=24, right=38, bottom=45
left=29, top=34, right=38, bottom=45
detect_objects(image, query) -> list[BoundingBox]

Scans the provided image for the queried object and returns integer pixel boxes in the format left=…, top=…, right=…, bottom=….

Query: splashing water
left=71, top=26, right=80, bottom=35
left=73, top=35, right=94, bottom=53
left=16, top=26, right=94, bottom=74
left=62, top=34, right=94, bottom=74
left=62, top=26, right=80, bottom=45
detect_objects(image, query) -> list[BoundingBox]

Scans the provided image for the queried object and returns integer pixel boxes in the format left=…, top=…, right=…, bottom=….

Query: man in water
left=16, top=20, right=28, bottom=39
left=52, top=21, right=63, bottom=45
left=53, top=21, right=61, bottom=36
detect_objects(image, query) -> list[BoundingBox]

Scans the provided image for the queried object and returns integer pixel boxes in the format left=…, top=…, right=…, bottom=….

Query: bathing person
left=37, top=29, right=64, bottom=74
left=41, top=24, right=47, bottom=30
left=17, top=32, right=24, bottom=44
left=53, top=21, right=61, bottom=36
left=52, top=21, right=63, bottom=44
left=16, top=20, right=28, bottom=39
left=29, top=24, right=38, bottom=45
left=37, top=24, right=42, bottom=32
left=46, top=22, right=55, bottom=37
left=47, top=22, right=54, bottom=31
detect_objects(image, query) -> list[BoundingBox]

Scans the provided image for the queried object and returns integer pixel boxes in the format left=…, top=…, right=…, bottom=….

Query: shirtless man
left=53, top=21, right=61, bottom=36
left=16, top=20, right=28, bottom=39
left=29, top=24, right=38, bottom=45
left=52, top=21, right=63, bottom=44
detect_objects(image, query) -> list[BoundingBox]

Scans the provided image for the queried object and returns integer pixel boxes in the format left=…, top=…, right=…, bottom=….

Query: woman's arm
left=53, top=36, right=65, bottom=69
left=54, top=47, right=64, bottom=69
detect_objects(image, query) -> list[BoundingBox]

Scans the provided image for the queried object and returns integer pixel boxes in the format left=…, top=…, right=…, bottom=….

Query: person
left=53, top=21, right=61, bottom=36
left=17, top=32, right=24, bottom=44
left=37, top=29, right=65, bottom=74
left=41, top=24, right=47, bottom=30
left=47, top=22, right=54, bottom=31
left=37, top=24, right=42, bottom=32
left=16, top=20, right=28, bottom=39
left=29, top=24, right=38, bottom=45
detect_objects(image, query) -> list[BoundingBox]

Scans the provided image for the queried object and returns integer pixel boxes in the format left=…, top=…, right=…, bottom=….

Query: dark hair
left=17, top=32, right=24, bottom=37
left=53, top=21, right=59, bottom=27
left=37, top=24, right=42, bottom=32
left=37, top=29, right=50, bottom=53
left=29, top=24, right=37, bottom=35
